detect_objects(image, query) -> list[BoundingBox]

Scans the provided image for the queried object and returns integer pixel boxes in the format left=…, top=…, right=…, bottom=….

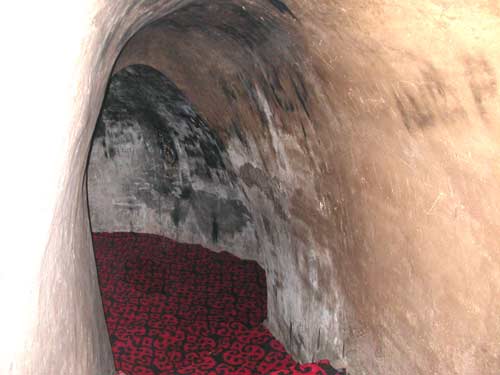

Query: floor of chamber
left=94, top=232, right=344, bottom=375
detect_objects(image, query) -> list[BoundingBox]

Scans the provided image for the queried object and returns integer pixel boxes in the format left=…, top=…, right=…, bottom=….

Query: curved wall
left=88, top=64, right=259, bottom=258
left=1, top=1, right=499, bottom=375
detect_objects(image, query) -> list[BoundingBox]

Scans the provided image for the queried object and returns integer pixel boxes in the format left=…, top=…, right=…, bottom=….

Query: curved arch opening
left=87, top=53, right=341, bottom=372
left=86, top=2, right=344, bottom=373
left=5, top=1, right=499, bottom=375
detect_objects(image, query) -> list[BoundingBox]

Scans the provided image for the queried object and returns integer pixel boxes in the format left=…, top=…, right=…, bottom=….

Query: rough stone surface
left=2, top=1, right=500, bottom=375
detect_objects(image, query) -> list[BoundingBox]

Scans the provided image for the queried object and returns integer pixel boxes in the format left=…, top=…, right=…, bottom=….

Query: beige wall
left=1, top=1, right=499, bottom=374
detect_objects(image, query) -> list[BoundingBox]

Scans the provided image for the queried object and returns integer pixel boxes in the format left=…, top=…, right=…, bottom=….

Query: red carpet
left=93, top=232, right=344, bottom=375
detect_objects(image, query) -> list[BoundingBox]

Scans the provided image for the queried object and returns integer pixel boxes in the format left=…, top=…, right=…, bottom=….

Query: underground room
left=1, top=1, right=499, bottom=375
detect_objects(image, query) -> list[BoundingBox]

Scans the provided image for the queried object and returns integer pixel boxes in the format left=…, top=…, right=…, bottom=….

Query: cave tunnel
left=1, top=1, right=500, bottom=375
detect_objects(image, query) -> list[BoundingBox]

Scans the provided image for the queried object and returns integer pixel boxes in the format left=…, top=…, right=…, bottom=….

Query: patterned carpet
left=93, top=232, right=344, bottom=375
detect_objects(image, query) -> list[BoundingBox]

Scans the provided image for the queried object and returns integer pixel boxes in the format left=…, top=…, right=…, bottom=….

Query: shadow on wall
left=87, top=64, right=257, bottom=256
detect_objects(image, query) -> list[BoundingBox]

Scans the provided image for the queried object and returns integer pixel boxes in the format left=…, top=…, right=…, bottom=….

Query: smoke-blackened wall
left=88, top=65, right=258, bottom=258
